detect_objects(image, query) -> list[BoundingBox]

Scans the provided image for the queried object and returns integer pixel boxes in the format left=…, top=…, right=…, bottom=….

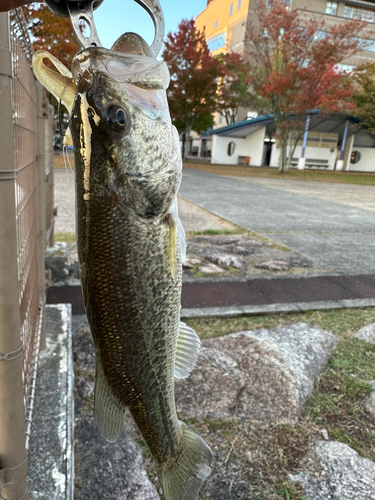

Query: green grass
left=187, top=229, right=236, bottom=236
left=54, top=232, right=76, bottom=244
left=169, top=307, right=375, bottom=499
left=184, top=162, right=375, bottom=186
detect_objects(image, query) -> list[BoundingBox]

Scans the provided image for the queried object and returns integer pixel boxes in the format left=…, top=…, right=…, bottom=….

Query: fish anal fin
left=94, top=362, right=126, bottom=443
left=158, top=422, right=214, bottom=500
left=174, top=322, right=200, bottom=379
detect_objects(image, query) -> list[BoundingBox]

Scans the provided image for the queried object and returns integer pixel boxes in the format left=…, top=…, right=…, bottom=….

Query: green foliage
left=352, top=63, right=375, bottom=134
left=214, top=52, right=253, bottom=125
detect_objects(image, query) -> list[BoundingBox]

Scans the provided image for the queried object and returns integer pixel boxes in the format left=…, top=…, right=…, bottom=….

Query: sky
left=93, top=0, right=207, bottom=52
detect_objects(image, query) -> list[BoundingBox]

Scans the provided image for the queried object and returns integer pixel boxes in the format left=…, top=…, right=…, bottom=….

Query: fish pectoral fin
left=32, top=50, right=76, bottom=113
left=94, top=362, right=126, bottom=443
left=174, top=322, right=201, bottom=379
left=178, top=217, right=186, bottom=263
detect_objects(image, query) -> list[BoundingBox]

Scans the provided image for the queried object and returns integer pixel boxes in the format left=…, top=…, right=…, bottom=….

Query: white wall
left=347, top=147, right=375, bottom=172
left=269, top=144, right=337, bottom=169
left=211, top=126, right=266, bottom=165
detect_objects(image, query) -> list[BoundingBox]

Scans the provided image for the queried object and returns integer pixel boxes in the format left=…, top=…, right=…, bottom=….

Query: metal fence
left=0, top=8, right=54, bottom=500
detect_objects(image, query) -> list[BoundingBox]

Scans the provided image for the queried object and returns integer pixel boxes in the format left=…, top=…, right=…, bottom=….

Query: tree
left=215, top=52, right=253, bottom=125
left=23, top=2, right=80, bottom=69
left=245, top=1, right=363, bottom=172
left=352, top=63, right=375, bottom=134
left=162, top=19, right=220, bottom=160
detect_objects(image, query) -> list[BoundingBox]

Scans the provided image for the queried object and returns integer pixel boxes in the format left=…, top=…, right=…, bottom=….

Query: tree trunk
left=278, top=140, right=288, bottom=173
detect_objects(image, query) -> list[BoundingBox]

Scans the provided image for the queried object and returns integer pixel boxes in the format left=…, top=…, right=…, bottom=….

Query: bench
left=291, top=158, right=329, bottom=168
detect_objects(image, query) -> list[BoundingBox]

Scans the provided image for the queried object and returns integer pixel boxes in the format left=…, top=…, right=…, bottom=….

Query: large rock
left=365, top=380, right=375, bottom=420
left=175, top=323, right=338, bottom=424
left=200, top=247, right=248, bottom=271
left=291, top=440, right=375, bottom=500
left=354, top=323, right=375, bottom=344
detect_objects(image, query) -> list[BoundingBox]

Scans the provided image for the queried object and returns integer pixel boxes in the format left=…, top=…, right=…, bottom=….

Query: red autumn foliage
left=246, top=0, right=364, bottom=171
left=162, top=19, right=220, bottom=159
left=23, top=2, right=80, bottom=69
left=215, top=51, right=253, bottom=125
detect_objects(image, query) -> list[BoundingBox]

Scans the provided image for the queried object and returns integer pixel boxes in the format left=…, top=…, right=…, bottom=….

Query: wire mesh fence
left=0, top=9, right=55, bottom=500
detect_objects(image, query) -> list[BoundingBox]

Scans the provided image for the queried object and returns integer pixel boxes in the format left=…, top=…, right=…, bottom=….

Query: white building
left=205, top=114, right=375, bottom=171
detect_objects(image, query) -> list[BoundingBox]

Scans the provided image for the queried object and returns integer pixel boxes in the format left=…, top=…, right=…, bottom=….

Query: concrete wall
left=211, top=126, right=266, bottom=165
left=347, top=147, right=375, bottom=172
left=195, top=0, right=249, bottom=55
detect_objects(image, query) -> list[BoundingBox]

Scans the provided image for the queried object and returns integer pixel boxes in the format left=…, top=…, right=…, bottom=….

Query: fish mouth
left=77, top=72, right=92, bottom=93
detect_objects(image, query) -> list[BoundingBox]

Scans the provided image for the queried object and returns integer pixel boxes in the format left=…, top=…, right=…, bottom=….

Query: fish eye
left=107, top=105, right=128, bottom=133
left=116, top=109, right=126, bottom=125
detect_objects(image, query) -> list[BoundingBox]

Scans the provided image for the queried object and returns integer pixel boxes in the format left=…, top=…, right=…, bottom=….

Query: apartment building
left=194, top=0, right=375, bottom=154
left=195, top=0, right=375, bottom=69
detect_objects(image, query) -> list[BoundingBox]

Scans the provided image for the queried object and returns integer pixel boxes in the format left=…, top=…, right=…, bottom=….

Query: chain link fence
left=0, top=9, right=55, bottom=500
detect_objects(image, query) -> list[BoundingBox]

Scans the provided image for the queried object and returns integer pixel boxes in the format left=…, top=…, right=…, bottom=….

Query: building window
left=335, top=63, right=355, bottom=73
left=344, top=5, right=375, bottom=23
left=229, top=3, right=234, bottom=16
left=227, top=142, right=236, bottom=156
left=214, top=20, right=219, bottom=28
left=325, top=1, right=337, bottom=15
left=351, top=151, right=361, bottom=164
left=313, top=30, right=327, bottom=41
left=207, top=32, right=227, bottom=52
left=267, top=0, right=290, bottom=8
left=237, top=0, right=242, bottom=10
left=364, top=39, right=375, bottom=52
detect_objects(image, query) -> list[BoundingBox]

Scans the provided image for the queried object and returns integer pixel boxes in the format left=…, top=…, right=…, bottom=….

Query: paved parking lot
left=179, top=168, right=375, bottom=275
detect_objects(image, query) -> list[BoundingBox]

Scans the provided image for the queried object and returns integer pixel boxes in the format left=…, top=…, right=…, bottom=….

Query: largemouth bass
left=32, top=34, right=213, bottom=500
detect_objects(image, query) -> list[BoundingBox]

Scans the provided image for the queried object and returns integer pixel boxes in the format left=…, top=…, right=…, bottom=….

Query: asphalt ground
left=179, top=168, right=375, bottom=276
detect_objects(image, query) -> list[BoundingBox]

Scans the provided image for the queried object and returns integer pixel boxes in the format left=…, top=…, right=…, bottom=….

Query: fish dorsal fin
left=94, top=361, right=126, bottom=442
left=174, top=322, right=201, bottom=379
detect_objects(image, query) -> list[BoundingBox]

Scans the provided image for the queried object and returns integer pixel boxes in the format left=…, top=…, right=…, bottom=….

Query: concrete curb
left=28, top=304, right=74, bottom=500
left=181, top=297, right=375, bottom=318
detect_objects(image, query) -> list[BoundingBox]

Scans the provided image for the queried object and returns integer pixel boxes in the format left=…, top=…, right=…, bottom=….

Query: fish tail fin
left=158, top=422, right=214, bottom=500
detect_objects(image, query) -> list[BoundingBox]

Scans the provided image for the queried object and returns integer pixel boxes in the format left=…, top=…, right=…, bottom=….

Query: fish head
left=70, top=38, right=181, bottom=219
